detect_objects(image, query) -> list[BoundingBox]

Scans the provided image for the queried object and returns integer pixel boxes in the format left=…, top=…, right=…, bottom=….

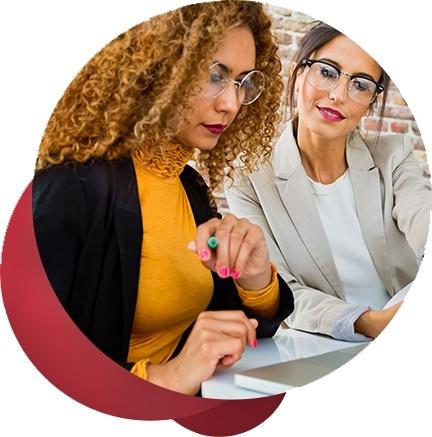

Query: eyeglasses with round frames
left=300, top=58, right=384, bottom=106
left=201, top=62, right=265, bottom=105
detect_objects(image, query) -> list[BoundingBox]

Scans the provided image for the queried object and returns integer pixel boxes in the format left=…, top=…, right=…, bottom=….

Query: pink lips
left=317, top=106, right=346, bottom=122
left=202, top=124, right=227, bottom=135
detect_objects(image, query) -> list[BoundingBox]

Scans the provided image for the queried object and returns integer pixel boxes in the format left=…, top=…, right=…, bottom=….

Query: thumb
left=187, top=240, right=197, bottom=252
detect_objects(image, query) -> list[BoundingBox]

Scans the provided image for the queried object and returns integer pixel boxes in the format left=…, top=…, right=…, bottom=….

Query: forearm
left=354, top=310, right=383, bottom=338
left=354, top=302, right=402, bottom=338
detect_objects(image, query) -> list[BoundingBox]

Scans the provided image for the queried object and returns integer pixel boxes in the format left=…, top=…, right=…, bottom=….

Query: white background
left=1, top=1, right=431, bottom=436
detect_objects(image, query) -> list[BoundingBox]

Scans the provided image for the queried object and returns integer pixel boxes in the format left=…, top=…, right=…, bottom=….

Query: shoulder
left=180, top=164, right=209, bottom=195
left=33, top=158, right=135, bottom=206
left=34, top=158, right=134, bottom=186
left=364, top=133, right=412, bottom=169
left=181, top=163, right=206, bottom=184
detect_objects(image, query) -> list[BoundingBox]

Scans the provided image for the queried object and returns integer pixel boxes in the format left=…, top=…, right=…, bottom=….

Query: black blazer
left=32, top=158, right=294, bottom=368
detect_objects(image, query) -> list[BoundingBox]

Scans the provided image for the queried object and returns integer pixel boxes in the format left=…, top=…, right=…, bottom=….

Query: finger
left=212, top=336, right=245, bottom=366
left=196, top=330, right=245, bottom=364
left=213, top=214, right=238, bottom=278
left=188, top=218, right=220, bottom=270
left=232, top=225, right=264, bottom=276
left=218, top=349, right=243, bottom=367
left=197, top=317, right=248, bottom=348
left=187, top=240, right=197, bottom=252
left=198, top=311, right=257, bottom=347
left=226, top=218, right=251, bottom=279
left=187, top=238, right=216, bottom=273
left=193, top=217, right=221, bottom=267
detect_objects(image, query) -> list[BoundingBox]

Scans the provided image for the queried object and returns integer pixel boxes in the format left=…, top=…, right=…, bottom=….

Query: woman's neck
left=295, top=119, right=348, bottom=185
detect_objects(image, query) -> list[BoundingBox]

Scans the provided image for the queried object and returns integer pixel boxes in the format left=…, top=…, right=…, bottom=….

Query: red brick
left=363, top=118, right=388, bottom=132
left=390, top=121, right=408, bottom=134
left=383, top=106, right=415, bottom=120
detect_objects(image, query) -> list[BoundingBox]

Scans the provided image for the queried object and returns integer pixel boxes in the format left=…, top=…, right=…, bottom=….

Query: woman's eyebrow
left=213, top=60, right=255, bottom=76
left=318, top=57, right=377, bottom=81
left=213, top=61, right=230, bottom=74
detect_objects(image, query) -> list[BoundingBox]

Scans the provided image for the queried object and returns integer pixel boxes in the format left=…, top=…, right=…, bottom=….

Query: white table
left=201, top=327, right=367, bottom=399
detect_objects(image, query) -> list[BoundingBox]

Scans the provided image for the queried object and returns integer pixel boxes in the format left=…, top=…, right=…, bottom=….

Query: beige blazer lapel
left=272, top=124, right=344, bottom=297
left=346, top=133, right=393, bottom=291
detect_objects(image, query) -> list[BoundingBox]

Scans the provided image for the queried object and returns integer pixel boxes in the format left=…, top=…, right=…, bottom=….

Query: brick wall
left=266, top=4, right=429, bottom=177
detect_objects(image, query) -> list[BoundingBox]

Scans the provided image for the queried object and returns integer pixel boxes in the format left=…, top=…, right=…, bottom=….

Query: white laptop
left=234, top=343, right=368, bottom=395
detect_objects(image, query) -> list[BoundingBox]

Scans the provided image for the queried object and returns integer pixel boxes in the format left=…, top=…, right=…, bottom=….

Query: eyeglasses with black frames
left=201, top=62, right=265, bottom=105
left=300, top=59, right=384, bottom=106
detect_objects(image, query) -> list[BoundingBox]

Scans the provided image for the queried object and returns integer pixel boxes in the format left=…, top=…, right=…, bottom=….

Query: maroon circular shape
left=1, top=182, right=285, bottom=435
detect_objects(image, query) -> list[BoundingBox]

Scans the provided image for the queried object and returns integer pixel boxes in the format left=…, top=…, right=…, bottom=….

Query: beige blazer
left=226, top=122, right=431, bottom=336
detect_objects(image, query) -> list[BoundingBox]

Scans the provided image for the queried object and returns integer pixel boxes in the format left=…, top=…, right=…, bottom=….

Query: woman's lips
left=317, top=106, right=346, bottom=122
left=202, top=124, right=227, bottom=135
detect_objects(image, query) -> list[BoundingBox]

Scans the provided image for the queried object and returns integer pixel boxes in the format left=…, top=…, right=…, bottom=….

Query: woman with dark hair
left=227, top=21, right=431, bottom=341
left=32, top=0, right=294, bottom=395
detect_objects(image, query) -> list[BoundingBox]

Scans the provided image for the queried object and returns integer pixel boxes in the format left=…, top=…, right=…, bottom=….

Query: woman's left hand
left=188, top=214, right=272, bottom=290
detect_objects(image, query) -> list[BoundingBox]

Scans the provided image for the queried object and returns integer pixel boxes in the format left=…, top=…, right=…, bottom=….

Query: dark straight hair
left=288, top=21, right=390, bottom=136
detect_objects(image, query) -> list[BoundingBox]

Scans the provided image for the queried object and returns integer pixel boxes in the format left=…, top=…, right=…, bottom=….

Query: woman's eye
left=241, top=77, right=254, bottom=89
left=352, top=78, right=372, bottom=92
left=210, top=73, right=223, bottom=83
left=319, top=66, right=337, bottom=79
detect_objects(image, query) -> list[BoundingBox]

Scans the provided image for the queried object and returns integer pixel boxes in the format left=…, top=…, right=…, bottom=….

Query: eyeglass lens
left=202, top=63, right=265, bottom=105
left=307, top=61, right=377, bottom=105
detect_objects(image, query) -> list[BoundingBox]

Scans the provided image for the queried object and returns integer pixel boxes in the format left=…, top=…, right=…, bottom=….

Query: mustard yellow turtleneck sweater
left=128, top=144, right=279, bottom=379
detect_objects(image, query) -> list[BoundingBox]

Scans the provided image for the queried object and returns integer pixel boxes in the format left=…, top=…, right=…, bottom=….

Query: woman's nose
left=328, top=76, right=349, bottom=104
left=214, top=82, right=242, bottom=114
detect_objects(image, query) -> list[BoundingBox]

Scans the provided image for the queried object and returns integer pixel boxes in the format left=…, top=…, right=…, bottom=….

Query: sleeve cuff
left=235, top=264, right=280, bottom=318
left=130, top=358, right=152, bottom=380
left=330, top=305, right=373, bottom=342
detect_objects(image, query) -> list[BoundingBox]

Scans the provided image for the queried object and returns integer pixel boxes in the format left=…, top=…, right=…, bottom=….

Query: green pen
left=207, top=236, right=218, bottom=250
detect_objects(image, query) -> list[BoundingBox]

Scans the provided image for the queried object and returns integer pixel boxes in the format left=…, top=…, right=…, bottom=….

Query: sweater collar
left=133, top=141, right=194, bottom=179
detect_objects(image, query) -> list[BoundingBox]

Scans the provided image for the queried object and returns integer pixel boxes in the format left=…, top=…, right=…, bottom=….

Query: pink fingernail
left=198, top=250, right=210, bottom=261
left=231, top=270, right=241, bottom=280
left=218, top=266, right=230, bottom=278
left=251, top=339, right=258, bottom=349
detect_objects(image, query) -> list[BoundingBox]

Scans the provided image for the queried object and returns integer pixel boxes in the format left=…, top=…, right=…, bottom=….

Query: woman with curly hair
left=32, top=0, right=294, bottom=395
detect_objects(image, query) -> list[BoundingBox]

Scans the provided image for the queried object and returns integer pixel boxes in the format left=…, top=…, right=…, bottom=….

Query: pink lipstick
left=202, top=124, right=227, bottom=135
left=317, top=106, right=346, bottom=122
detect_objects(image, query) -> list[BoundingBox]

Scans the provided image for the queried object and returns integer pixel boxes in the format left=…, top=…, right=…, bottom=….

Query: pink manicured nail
left=198, top=250, right=210, bottom=261
left=218, top=266, right=230, bottom=278
left=231, top=269, right=241, bottom=280
left=252, top=339, right=258, bottom=349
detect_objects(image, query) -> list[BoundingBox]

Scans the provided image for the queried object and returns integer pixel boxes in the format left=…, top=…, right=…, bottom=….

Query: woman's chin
left=193, top=141, right=219, bottom=152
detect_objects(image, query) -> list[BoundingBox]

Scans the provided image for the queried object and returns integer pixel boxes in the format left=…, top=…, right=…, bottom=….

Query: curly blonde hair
left=36, top=0, right=283, bottom=192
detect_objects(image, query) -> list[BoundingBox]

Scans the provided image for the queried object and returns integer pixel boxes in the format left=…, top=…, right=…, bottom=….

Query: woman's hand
left=146, top=310, right=258, bottom=395
left=354, top=301, right=403, bottom=338
left=188, top=214, right=272, bottom=290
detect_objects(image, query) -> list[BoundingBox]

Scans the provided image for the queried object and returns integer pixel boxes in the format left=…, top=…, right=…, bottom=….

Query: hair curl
left=36, top=0, right=283, bottom=192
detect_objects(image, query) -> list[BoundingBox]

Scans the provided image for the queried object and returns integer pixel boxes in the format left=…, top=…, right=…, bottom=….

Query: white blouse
left=308, top=171, right=389, bottom=310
